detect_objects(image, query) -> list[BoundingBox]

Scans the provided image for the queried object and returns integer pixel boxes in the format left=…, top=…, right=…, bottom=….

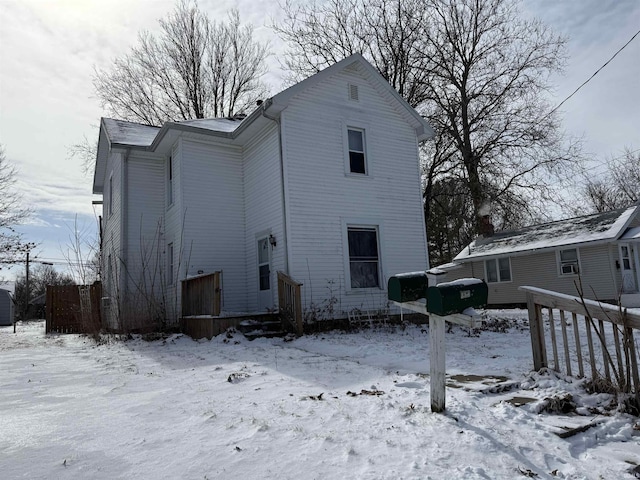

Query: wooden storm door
left=619, top=243, right=637, bottom=293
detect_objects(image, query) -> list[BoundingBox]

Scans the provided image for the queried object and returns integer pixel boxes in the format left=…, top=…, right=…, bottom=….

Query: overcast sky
left=0, top=0, right=639, bottom=281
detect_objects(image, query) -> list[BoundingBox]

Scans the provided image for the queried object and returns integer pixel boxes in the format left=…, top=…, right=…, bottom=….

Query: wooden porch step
left=237, top=318, right=287, bottom=340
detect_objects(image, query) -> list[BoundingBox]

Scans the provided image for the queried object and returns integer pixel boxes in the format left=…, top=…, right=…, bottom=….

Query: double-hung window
left=558, top=248, right=579, bottom=275
left=485, top=257, right=511, bottom=283
left=347, top=128, right=367, bottom=174
left=347, top=226, right=380, bottom=288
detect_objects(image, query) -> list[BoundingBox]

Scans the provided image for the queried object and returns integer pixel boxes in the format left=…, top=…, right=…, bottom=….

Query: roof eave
left=455, top=236, right=621, bottom=263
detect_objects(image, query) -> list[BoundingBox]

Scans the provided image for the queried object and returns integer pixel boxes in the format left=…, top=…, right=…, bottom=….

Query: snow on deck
left=455, top=206, right=637, bottom=261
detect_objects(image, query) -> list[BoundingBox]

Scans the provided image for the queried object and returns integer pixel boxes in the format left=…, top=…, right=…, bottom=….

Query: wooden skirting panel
left=181, top=313, right=280, bottom=340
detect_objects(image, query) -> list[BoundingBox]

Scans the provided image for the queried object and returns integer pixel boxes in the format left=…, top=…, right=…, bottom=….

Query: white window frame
left=167, top=155, right=174, bottom=207
left=344, top=125, right=369, bottom=176
left=557, top=247, right=580, bottom=277
left=343, top=221, right=384, bottom=292
left=484, top=257, right=512, bottom=283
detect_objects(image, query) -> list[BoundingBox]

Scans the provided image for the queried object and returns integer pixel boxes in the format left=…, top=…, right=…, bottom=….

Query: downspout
left=261, top=101, right=291, bottom=275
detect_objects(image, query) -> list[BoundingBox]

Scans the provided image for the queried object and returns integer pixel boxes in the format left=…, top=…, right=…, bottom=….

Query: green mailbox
left=388, top=272, right=429, bottom=303
left=426, top=279, right=488, bottom=316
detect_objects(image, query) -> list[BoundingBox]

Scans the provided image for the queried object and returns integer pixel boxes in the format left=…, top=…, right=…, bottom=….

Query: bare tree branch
left=94, top=1, right=270, bottom=125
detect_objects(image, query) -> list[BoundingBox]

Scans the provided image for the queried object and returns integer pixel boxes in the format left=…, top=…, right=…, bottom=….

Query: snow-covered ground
left=1, top=313, right=639, bottom=480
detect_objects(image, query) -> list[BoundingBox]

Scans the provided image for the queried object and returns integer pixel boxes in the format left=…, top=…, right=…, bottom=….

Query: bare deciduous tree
left=274, top=0, right=582, bottom=261
left=582, top=147, right=640, bottom=213
left=94, top=1, right=270, bottom=125
left=0, top=145, right=33, bottom=269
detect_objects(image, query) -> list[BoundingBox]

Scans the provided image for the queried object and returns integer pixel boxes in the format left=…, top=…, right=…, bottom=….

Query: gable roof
left=453, top=205, right=640, bottom=262
left=266, top=53, right=434, bottom=141
left=93, top=54, right=434, bottom=194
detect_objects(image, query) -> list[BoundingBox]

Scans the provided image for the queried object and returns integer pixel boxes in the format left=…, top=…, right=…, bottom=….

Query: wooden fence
left=181, top=272, right=221, bottom=317
left=277, top=271, right=303, bottom=336
left=520, top=286, right=640, bottom=394
left=46, top=283, right=102, bottom=334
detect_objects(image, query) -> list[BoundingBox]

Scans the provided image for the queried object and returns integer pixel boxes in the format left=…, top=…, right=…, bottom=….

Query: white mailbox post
left=389, top=269, right=485, bottom=413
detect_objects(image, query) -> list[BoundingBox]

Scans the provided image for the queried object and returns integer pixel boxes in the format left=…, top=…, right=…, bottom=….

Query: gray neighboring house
left=0, top=288, right=14, bottom=326
left=437, top=205, right=640, bottom=308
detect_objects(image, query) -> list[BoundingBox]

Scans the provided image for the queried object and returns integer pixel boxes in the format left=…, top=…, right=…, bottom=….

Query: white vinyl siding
left=124, top=151, right=166, bottom=312
left=281, top=65, right=428, bottom=314
left=180, top=139, right=246, bottom=311
left=243, top=123, right=285, bottom=311
left=445, top=243, right=619, bottom=304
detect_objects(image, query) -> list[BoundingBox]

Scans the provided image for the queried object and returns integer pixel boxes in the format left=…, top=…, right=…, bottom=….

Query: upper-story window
left=108, top=175, right=113, bottom=217
left=558, top=248, right=579, bottom=276
left=347, top=128, right=367, bottom=174
left=167, top=155, right=174, bottom=206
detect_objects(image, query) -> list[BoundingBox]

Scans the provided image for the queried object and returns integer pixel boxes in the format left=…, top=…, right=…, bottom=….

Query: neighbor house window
left=558, top=248, right=579, bottom=275
left=348, top=226, right=380, bottom=288
left=347, top=128, right=367, bottom=174
left=485, top=257, right=511, bottom=283
left=167, top=243, right=174, bottom=285
left=167, top=155, right=174, bottom=206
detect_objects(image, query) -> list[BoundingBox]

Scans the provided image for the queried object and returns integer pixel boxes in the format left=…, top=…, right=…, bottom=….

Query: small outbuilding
left=0, top=288, right=15, bottom=326
left=437, top=205, right=640, bottom=308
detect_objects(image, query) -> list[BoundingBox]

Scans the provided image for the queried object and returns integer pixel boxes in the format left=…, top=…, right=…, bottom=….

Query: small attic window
left=348, top=84, right=359, bottom=102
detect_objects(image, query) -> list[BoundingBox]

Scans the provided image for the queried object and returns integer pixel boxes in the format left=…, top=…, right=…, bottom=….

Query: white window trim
left=484, top=257, right=512, bottom=283
left=557, top=247, right=581, bottom=277
left=342, top=218, right=385, bottom=293
left=342, top=122, right=372, bottom=177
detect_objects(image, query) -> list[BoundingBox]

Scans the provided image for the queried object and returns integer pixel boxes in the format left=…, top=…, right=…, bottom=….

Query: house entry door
left=257, top=236, right=272, bottom=311
left=619, top=243, right=637, bottom=293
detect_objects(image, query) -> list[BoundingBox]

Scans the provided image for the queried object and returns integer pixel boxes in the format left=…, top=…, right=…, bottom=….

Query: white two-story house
left=93, top=54, right=434, bottom=330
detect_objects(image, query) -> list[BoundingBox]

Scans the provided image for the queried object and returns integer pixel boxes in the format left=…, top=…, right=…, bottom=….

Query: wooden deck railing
left=277, top=271, right=303, bottom=336
left=181, top=272, right=221, bottom=317
left=520, top=286, right=640, bottom=394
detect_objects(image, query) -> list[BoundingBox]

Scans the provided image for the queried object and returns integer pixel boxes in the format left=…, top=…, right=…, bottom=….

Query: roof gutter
left=261, top=99, right=291, bottom=275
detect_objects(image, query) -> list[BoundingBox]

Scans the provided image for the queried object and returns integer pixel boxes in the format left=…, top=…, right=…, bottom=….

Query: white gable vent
left=348, top=83, right=359, bottom=101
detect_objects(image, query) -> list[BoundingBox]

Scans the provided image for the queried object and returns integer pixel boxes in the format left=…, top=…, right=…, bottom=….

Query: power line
left=546, top=29, right=640, bottom=118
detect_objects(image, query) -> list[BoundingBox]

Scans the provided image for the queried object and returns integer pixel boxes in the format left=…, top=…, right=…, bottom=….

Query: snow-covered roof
left=102, top=118, right=160, bottom=147
left=454, top=205, right=639, bottom=262
left=176, top=117, right=243, bottom=133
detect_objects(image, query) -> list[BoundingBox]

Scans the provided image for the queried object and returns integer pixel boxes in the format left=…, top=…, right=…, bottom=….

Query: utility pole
left=12, top=251, right=52, bottom=334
